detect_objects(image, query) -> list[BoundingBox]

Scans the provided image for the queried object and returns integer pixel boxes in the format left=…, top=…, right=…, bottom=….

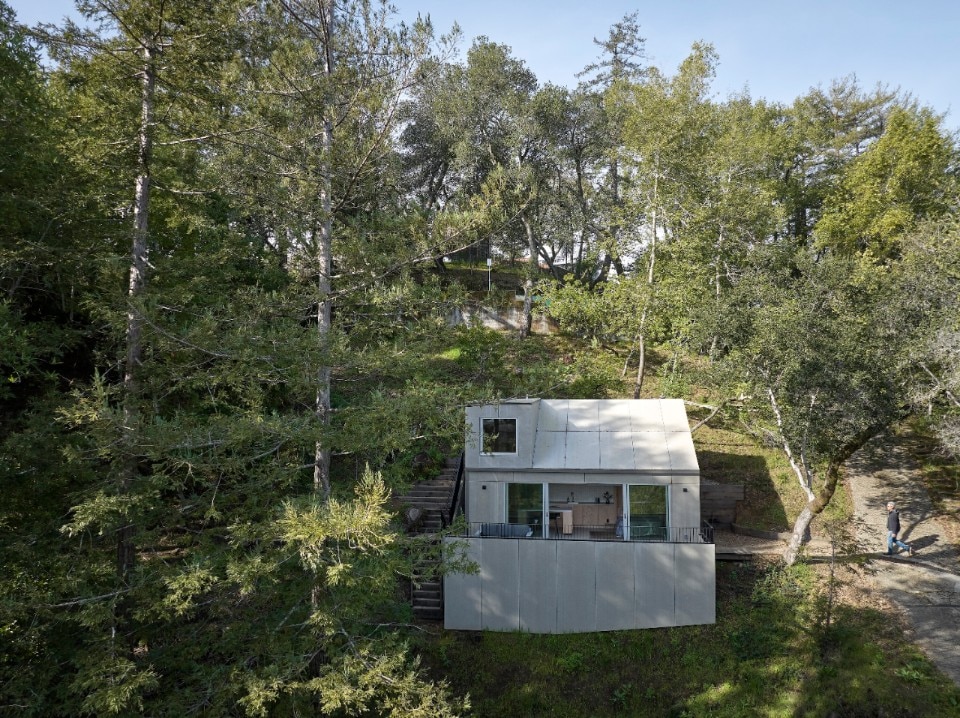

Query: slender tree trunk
left=768, top=387, right=816, bottom=503
left=520, top=214, right=535, bottom=338
left=632, top=169, right=659, bottom=398
left=609, top=155, right=626, bottom=277
left=313, top=2, right=334, bottom=501
left=709, top=222, right=724, bottom=357
left=112, top=42, right=156, bottom=661
left=647, top=169, right=658, bottom=285
left=632, top=328, right=645, bottom=399
left=118, top=43, right=156, bottom=591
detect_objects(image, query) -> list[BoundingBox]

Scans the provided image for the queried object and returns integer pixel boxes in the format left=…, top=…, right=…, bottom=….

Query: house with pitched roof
left=443, top=398, right=715, bottom=633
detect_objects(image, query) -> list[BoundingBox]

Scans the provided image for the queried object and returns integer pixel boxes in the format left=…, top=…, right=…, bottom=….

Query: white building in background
left=444, top=398, right=715, bottom=633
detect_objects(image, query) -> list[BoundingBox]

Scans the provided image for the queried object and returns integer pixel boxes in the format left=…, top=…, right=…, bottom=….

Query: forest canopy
left=1, top=1, right=958, bottom=715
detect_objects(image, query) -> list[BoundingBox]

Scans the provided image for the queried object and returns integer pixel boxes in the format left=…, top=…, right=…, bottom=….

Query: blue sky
left=10, top=0, right=958, bottom=129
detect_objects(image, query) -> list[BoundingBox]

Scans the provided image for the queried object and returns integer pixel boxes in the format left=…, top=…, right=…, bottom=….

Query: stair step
left=414, top=601, right=442, bottom=611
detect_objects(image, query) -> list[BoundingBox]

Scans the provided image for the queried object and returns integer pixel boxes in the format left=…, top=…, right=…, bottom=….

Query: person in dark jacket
left=886, top=501, right=913, bottom=556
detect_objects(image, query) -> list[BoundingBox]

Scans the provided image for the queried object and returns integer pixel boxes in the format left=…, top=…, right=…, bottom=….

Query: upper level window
left=481, top=418, right=517, bottom=454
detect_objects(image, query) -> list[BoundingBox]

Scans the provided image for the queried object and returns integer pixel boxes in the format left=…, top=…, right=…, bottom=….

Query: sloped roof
left=531, top=399, right=698, bottom=474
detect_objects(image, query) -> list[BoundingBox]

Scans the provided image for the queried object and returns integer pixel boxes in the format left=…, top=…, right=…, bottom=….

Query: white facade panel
left=599, top=431, right=635, bottom=470
left=633, top=431, right=671, bottom=471
left=443, top=538, right=482, bottom=630
left=635, top=544, right=676, bottom=628
left=630, top=399, right=664, bottom=432
left=519, top=540, right=559, bottom=633
left=556, top=542, right=597, bottom=633
left=566, top=400, right=600, bottom=430
left=598, top=401, right=633, bottom=432
left=669, top=484, right=701, bottom=529
left=614, top=473, right=671, bottom=486
left=467, top=480, right=503, bottom=524
left=480, top=539, right=520, bottom=631
left=675, top=544, right=716, bottom=626
left=659, top=399, right=691, bottom=432
left=532, top=430, right=566, bottom=468
left=565, top=431, right=600, bottom=470
left=666, top=431, right=700, bottom=472
left=538, top=400, right=568, bottom=431
left=595, top=542, right=637, bottom=631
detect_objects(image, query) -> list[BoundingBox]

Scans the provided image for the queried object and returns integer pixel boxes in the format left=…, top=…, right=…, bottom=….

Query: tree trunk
left=631, top=171, right=658, bottom=399
left=767, top=387, right=816, bottom=503
left=783, top=460, right=842, bottom=565
left=313, top=2, right=334, bottom=501
left=118, top=42, right=156, bottom=589
left=519, top=214, right=535, bottom=339
left=632, top=329, right=645, bottom=399
left=782, top=426, right=885, bottom=565
left=647, top=170, right=659, bottom=285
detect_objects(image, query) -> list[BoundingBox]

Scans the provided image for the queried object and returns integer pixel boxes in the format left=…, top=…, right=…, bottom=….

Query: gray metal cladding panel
left=538, top=400, right=569, bottom=431
left=564, top=431, right=600, bottom=470
left=556, top=541, right=597, bottom=633
left=659, top=399, right=691, bottom=432
left=635, top=544, right=676, bottom=628
left=674, top=544, right=716, bottom=626
left=565, top=400, right=600, bottom=430
left=670, top=484, right=701, bottom=529
left=469, top=471, right=518, bottom=483
left=598, top=401, right=633, bottom=432
left=632, top=431, right=671, bottom=471
left=480, top=539, right=521, bottom=631
left=618, top=473, right=671, bottom=485
left=443, top=538, right=482, bottom=630
left=519, top=540, right=559, bottom=633
left=595, top=542, right=637, bottom=631
left=599, top=431, right=636, bottom=470
left=665, top=432, right=700, bottom=472
left=629, top=400, right=664, bottom=432
left=532, top=430, right=566, bottom=468
left=467, top=480, right=502, bottom=524
left=538, top=473, right=585, bottom=484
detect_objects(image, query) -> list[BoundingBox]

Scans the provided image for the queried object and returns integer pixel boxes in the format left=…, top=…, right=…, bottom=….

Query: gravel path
left=843, top=437, right=960, bottom=686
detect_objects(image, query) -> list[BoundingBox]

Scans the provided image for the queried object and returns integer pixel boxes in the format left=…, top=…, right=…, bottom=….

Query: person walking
left=885, top=501, right=913, bottom=556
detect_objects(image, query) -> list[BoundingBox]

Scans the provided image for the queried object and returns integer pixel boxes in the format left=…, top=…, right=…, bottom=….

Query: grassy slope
left=408, top=325, right=960, bottom=717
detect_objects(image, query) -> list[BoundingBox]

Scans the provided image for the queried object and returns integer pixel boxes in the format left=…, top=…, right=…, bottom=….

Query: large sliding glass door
left=507, top=483, right=544, bottom=536
left=628, top=485, right=668, bottom=540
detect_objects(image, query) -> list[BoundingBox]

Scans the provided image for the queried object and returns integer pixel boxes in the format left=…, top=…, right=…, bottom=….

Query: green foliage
left=540, top=276, right=645, bottom=342
left=817, top=106, right=956, bottom=259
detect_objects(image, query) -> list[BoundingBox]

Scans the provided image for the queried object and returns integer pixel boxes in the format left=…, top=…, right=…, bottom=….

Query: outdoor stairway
left=410, top=567, right=444, bottom=621
left=394, top=457, right=461, bottom=621
left=394, top=458, right=459, bottom=534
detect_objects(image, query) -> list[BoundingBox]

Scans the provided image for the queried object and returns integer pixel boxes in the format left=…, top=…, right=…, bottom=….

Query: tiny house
left=443, top=398, right=715, bottom=633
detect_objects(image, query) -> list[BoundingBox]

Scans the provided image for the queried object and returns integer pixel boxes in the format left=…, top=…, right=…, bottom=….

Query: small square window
left=481, top=418, right=517, bottom=454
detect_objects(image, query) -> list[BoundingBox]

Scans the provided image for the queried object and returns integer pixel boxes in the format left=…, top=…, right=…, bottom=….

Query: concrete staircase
left=395, top=458, right=460, bottom=621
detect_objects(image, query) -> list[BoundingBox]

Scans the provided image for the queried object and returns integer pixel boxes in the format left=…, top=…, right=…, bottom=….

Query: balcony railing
left=461, top=522, right=714, bottom=544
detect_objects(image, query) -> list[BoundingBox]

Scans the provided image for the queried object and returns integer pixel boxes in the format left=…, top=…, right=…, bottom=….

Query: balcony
left=463, top=522, right=714, bottom=544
